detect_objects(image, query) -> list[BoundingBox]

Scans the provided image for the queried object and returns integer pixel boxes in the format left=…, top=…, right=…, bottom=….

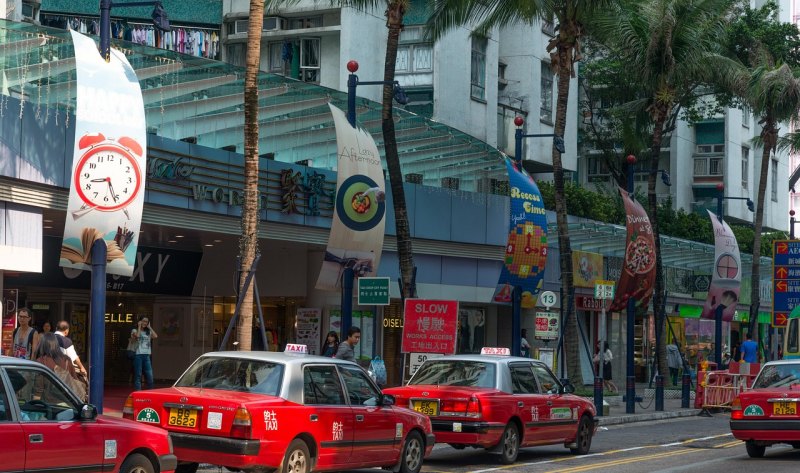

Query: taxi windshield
left=409, top=361, right=496, bottom=388
left=176, top=357, right=284, bottom=395
left=752, top=363, right=800, bottom=389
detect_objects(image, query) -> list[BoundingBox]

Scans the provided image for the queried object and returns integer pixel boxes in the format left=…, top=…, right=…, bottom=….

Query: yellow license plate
left=411, top=399, right=439, bottom=416
left=772, top=402, right=796, bottom=416
left=168, top=408, right=198, bottom=427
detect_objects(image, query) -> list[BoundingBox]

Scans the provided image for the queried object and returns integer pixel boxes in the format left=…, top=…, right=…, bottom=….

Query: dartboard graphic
left=335, top=175, right=386, bottom=231
left=716, top=253, right=739, bottom=279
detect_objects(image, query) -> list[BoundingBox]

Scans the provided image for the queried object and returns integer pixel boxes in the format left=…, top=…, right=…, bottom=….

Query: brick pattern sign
left=401, top=299, right=459, bottom=354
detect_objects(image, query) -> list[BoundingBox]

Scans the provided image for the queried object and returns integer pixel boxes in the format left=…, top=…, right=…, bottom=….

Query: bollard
left=626, top=375, right=635, bottom=414
left=594, top=376, right=604, bottom=416
left=655, top=375, right=664, bottom=411
left=681, top=373, right=691, bottom=408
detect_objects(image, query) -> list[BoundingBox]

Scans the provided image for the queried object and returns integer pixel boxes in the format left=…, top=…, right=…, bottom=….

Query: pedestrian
left=8, top=307, right=39, bottom=359
left=322, top=331, right=339, bottom=357
left=740, top=332, right=758, bottom=363
left=131, top=316, right=158, bottom=390
left=593, top=342, right=617, bottom=393
left=334, top=326, right=361, bottom=361
left=55, top=321, right=88, bottom=377
left=33, top=332, right=87, bottom=402
left=40, top=320, right=52, bottom=334
left=520, top=329, right=532, bottom=358
left=667, top=340, right=682, bottom=386
left=731, top=341, right=741, bottom=362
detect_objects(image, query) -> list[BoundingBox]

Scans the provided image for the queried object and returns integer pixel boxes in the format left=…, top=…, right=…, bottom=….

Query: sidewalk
left=594, top=384, right=701, bottom=426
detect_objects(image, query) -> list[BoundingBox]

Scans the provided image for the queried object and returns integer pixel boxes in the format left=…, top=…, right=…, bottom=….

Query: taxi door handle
left=309, top=414, right=318, bottom=422
left=517, top=402, right=524, bottom=408
left=356, top=415, right=364, bottom=422
left=29, top=434, right=43, bottom=443
left=547, top=401, right=553, bottom=406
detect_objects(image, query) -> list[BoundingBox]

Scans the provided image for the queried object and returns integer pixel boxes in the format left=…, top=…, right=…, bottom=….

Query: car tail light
left=730, top=397, right=743, bottom=420
left=231, top=408, right=252, bottom=439
left=122, top=396, right=134, bottom=420
left=441, top=397, right=481, bottom=418
left=466, top=396, right=481, bottom=418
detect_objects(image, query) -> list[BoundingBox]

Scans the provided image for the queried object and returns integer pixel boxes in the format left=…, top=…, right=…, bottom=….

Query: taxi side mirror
left=382, top=394, right=396, bottom=406
left=560, top=383, right=575, bottom=394
left=80, top=404, right=98, bottom=421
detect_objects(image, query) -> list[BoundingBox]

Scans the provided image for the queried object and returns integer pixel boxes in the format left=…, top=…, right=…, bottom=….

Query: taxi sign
left=480, top=347, right=510, bottom=356
left=284, top=343, right=308, bottom=354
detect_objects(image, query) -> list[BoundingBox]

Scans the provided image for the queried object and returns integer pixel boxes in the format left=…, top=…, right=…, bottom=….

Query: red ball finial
left=346, top=60, right=359, bottom=73
left=791, top=210, right=796, bottom=217
left=716, top=183, right=724, bottom=191
left=514, top=116, right=524, bottom=127
left=626, top=154, right=636, bottom=164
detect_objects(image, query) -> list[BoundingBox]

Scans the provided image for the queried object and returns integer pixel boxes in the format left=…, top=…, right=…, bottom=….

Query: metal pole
left=595, top=304, right=606, bottom=416
left=341, top=267, right=354, bottom=338
left=681, top=373, right=691, bottom=408
left=626, top=296, right=636, bottom=414
left=347, top=74, right=357, bottom=128
left=511, top=286, right=521, bottom=356
left=792, top=216, right=796, bottom=239
left=99, top=0, right=112, bottom=61
left=716, top=188, right=724, bottom=222
left=714, top=303, right=723, bottom=368
left=89, top=239, right=107, bottom=412
left=514, top=129, right=523, bottom=168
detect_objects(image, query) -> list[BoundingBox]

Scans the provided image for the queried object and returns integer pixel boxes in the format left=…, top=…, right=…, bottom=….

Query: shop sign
left=534, top=311, right=559, bottom=340
left=401, top=299, right=458, bottom=354
left=576, top=296, right=604, bottom=311
left=358, top=277, right=390, bottom=305
left=104, top=313, right=134, bottom=324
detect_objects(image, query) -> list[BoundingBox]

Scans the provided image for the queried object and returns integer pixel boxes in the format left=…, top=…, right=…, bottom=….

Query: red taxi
left=124, top=345, right=435, bottom=473
left=730, top=360, right=800, bottom=457
left=383, top=348, right=597, bottom=463
left=0, top=356, right=176, bottom=473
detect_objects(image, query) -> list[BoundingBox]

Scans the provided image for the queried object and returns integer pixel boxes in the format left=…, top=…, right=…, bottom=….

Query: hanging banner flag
left=610, top=187, right=656, bottom=311
left=316, top=104, right=386, bottom=291
left=61, top=31, right=147, bottom=277
left=492, top=157, right=547, bottom=309
left=701, top=210, right=741, bottom=321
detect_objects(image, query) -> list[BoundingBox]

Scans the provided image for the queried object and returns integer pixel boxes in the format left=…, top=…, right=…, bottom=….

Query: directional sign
left=357, top=277, right=390, bottom=305
left=772, top=240, right=800, bottom=327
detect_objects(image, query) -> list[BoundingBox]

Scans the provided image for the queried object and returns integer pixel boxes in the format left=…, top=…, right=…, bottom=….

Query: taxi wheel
left=497, top=423, right=520, bottom=464
left=119, top=453, right=155, bottom=473
left=282, top=439, right=311, bottom=473
left=175, top=463, right=199, bottom=473
left=569, top=416, right=593, bottom=455
left=745, top=441, right=765, bottom=458
left=399, top=431, right=424, bottom=473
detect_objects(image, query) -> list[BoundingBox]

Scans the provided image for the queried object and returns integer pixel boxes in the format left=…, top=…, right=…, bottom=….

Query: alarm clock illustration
left=72, top=133, right=143, bottom=219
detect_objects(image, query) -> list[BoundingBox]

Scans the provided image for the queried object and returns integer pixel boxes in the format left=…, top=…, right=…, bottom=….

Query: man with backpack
left=7, top=307, right=39, bottom=359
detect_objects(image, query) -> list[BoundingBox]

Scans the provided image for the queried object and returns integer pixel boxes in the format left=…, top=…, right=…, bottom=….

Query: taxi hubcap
left=287, top=449, right=307, bottom=473
left=503, top=428, right=518, bottom=456
left=405, top=438, right=422, bottom=470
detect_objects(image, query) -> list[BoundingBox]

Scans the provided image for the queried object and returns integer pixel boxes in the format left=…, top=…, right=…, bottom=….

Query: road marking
left=542, top=448, right=698, bottom=473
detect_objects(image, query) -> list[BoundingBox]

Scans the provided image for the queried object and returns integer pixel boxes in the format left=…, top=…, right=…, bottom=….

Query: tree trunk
left=648, top=105, right=669, bottom=379
left=237, top=0, right=266, bottom=351
left=749, top=116, right=776, bottom=339
left=383, top=2, right=416, bottom=299
left=554, top=44, right=578, bottom=384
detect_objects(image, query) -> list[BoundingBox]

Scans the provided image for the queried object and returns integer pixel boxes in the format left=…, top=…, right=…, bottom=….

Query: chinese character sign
left=402, top=299, right=459, bottom=354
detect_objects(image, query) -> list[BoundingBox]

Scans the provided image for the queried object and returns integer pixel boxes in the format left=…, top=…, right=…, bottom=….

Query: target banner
left=701, top=210, right=741, bottom=321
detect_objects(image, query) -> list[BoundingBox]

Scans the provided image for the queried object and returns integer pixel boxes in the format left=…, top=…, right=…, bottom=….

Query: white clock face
left=74, top=144, right=142, bottom=211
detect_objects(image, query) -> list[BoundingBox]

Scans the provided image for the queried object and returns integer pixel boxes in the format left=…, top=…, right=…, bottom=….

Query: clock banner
left=61, top=31, right=147, bottom=277
left=609, top=187, right=655, bottom=312
left=316, top=104, right=386, bottom=291
left=492, top=157, right=548, bottom=309
left=701, top=210, right=741, bottom=321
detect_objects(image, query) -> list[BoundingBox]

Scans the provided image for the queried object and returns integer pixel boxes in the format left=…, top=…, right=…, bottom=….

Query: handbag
left=369, top=356, right=387, bottom=386
left=126, top=337, right=137, bottom=360
left=54, top=364, right=88, bottom=403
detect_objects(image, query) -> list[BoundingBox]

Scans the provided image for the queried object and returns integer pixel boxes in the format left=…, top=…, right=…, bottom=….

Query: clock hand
left=107, top=180, right=119, bottom=203
left=90, top=178, right=109, bottom=183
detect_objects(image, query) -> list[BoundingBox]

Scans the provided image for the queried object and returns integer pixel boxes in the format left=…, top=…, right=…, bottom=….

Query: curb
left=597, top=408, right=701, bottom=426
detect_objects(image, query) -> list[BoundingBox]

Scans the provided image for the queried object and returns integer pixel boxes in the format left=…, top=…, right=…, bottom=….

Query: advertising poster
left=458, top=307, right=485, bottom=354
left=610, top=187, right=656, bottom=312
left=572, top=250, right=603, bottom=288
left=493, top=157, right=547, bottom=308
left=316, top=104, right=386, bottom=291
left=2, top=289, right=19, bottom=356
left=701, top=210, right=741, bottom=322
left=295, top=308, right=322, bottom=355
left=402, top=299, right=459, bottom=354
left=535, top=311, right=559, bottom=340
left=61, top=30, right=147, bottom=277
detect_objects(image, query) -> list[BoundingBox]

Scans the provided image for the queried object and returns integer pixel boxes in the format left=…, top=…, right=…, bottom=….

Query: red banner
left=610, top=187, right=656, bottom=311
left=401, top=299, right=459, bottom=354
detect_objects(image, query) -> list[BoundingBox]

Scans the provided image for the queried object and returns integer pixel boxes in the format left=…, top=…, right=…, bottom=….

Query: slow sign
left=401, top=299, right=458, bottom=354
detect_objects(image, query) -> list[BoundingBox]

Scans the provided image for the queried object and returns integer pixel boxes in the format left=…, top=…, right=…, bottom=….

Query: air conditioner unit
left=264, top=16, right=287, bottom=32
left=234, top=20, right=248, bottom=34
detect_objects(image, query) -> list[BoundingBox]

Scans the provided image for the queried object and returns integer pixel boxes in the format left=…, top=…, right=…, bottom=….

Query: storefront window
left=458, top=307, right=485, bottom=354
left=683, top=318, right=729, bottom=369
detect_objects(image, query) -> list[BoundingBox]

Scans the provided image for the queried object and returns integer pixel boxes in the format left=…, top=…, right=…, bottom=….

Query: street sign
left=772, top=240, right=800, bottom=327
left=357, top=277, right=390, bottom=305
left=535, top=311, right=559, bottom=340
left=539, top=290, right=557, bottom=308
left=401, top=299, right=459, bottom=353
left=594, top=280, right=616, bottom=300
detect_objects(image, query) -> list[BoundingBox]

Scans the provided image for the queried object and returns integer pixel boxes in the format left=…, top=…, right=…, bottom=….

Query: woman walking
left=321, top=331, right=339, bottom=357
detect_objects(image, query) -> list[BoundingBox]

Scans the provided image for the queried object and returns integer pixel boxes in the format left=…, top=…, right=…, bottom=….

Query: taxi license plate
left=772, top=401, right=796, bottom=416
left=411, top=399, right=439, bottom=416
left=168, top=408, right=198, bottom=427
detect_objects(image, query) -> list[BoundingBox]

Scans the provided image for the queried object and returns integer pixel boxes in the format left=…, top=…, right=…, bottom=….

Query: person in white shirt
left=131, top=316, right=158, bottom=390
left=521, top=329, right=532, bottom=357
left=55, top=321, right=87, bottom=376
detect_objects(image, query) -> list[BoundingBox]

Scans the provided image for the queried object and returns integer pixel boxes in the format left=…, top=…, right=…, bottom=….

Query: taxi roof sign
left=284, top=344, right=308, bottom=354
left=480, top=347, right=510, bottom=356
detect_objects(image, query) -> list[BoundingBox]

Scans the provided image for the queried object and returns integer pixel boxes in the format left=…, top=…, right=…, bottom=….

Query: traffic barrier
left=697, top=362, right=760, bottom=410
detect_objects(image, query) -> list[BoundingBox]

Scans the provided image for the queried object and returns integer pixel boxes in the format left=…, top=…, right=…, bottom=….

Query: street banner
left=401, top=299, right=459, bottom=354
left=572, top=250, right=603, bottom=287
left=61, top=31, right=147, bottom=277
left=493, top=157, right=547, bottom=308
left=316, top=104, right=386, bottom=291
left=701, top=210, right=741, bottom=321
left=610, top=187, right=656, bottom=311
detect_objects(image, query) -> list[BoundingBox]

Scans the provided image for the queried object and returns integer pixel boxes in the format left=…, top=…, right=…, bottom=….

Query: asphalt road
left=197, top=413, right=800, bottom=473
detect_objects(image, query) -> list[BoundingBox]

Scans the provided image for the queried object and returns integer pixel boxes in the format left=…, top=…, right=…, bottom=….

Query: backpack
left=53, top=364, right=88, bottom=403
left=369, top=356, right=387, bottom=386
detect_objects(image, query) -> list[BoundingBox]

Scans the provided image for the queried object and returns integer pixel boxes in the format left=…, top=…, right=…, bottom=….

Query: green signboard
left=357, top=277, right=390, bottom=305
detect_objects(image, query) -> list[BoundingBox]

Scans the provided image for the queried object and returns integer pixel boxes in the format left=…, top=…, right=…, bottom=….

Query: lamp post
left=625, top=154, right=637, bottom=414
left=512, top=116, right=564, bottom=358
left=99, top=1, right=170, bottom=61
left=791, top=210, right=797, bottom=239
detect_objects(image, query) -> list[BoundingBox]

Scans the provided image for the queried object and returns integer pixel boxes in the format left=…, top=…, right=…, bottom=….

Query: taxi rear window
left=409, top=361, right=495, bottom=388
left=176, top=357, right=284, bottom=395
left=752, top=363, right=800, bottom=389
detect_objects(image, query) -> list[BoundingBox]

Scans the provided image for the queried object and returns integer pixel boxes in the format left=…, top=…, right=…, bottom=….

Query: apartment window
left=471, top=37, right=487, bottom=101
left=742, top=106, right=750, bottom=128
left=396, top=27, right=432, bottom=74
left=696, top=144, right=725, bottom=154
left=267, top=42, right=284, bottom=73
left=288, top=16, right=322, bottom=29
left=741, top=147, right=749, bottom=189
left=772, top=159, right=778, bottom=202
left=300, top=38, right=320, bottom=83
left=694, top=157, right=723, bottom=176
left=587, top=157, right=610, bottom=176
left=540, top=62, right=554, bottom=123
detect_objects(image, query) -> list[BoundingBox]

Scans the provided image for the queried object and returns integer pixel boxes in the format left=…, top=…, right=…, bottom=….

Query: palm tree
left=426, top=0, right=613, bottom=384
left=591, top=0, right=733, bottom=376
left=237, top=0, right=267, bottom=351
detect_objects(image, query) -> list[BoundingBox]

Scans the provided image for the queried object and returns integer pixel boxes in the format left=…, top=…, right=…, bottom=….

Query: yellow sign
left=572, top=251, right=603, bottom=288
left=104, top=312, right=134, bottom=324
